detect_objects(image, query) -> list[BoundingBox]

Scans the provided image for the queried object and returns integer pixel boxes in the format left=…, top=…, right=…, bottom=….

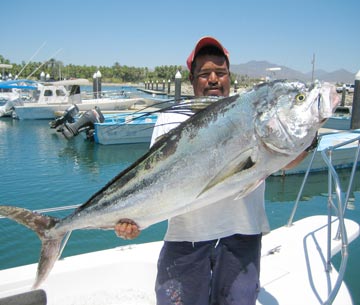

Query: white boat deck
left=0, top=215, right=358, bottom=305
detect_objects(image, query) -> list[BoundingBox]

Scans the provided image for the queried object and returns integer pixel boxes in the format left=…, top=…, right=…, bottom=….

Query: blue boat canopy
left=0, top=79, right=38, bottom=90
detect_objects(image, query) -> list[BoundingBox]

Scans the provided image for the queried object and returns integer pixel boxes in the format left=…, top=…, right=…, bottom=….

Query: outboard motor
left=62, top=107, right=104, bottom=140
left=49, top=104, right=79, bottom=129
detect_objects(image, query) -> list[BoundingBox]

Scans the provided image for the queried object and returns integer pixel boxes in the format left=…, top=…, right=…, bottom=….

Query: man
left=115, top=36, right=307, bottom=305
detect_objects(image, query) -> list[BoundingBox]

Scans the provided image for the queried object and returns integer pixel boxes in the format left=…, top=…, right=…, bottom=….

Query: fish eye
left=295, top=93, right=306, bottom=102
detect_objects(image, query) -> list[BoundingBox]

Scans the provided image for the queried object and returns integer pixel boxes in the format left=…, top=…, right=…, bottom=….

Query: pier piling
left=350, top=70, right=360, bottom=129
left=93, top=70, right=102, bottom=99
left=175, top=71, right=181, bottom=102
left=340, top=84, right=346, bottom=106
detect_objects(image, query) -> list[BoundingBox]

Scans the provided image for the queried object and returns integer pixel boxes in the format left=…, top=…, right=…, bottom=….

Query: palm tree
left=46, top=58, right=63, bottom=80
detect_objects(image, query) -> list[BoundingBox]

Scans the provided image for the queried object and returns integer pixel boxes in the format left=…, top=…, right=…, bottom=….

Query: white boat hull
left=13, top=98, right=144, bottom=120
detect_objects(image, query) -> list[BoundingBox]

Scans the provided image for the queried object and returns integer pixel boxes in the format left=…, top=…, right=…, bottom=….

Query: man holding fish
left=115, top=36, right=310, bottom=305
left=0, top=35, right=337, bottom=296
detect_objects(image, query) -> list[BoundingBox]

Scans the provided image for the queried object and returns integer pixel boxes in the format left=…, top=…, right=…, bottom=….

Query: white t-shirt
left=150, top=112, right=270, bottom=242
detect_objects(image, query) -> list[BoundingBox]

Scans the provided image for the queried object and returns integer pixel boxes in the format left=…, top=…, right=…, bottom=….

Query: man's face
left=190, top=54, right=231, bottom=97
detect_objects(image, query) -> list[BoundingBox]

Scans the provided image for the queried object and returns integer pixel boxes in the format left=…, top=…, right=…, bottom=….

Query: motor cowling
left=49, top=104, right=79, bottom=129
left=62, top=107, right=104, bottom=139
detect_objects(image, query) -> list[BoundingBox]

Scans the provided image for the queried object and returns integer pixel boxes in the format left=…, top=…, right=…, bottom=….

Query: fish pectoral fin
left=197, top=153, right=255, bottom=198
left=233, top=179, right=264, bottom=200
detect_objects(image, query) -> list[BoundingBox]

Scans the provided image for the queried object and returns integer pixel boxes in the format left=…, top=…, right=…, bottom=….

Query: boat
left=274, top=128, right=360, bottom=175
left=49, top=105, right=159, bottom=145
left=0, top=214, right=358, bottom=304
left=0, top=133, right=359, bottom=305
left=12, top=79, right=148, bottom=120
left=0, top=214, right=356, bottom=305
left=322, top=106, right=352, bottom=130
left=93, top=111, right=158, bottom=145
left=54, top=97, right=212, bottom=145
left=0, top=79, right=38, bottom=117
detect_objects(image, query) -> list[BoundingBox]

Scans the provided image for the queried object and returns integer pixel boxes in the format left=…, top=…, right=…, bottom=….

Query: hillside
left=230, top=60, right=356, bottom=83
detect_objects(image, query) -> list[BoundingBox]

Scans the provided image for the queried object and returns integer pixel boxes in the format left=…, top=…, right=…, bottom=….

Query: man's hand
left=114, top=219, right=140, bottom=240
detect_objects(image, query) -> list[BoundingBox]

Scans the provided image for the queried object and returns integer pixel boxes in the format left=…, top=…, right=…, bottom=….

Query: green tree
left=0, top=53, right=258, bottom=85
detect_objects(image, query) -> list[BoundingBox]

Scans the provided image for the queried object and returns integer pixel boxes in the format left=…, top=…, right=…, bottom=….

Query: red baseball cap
left=186, top=36, right=230, bottom=71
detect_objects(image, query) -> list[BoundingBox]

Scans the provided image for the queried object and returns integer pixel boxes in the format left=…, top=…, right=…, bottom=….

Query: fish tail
left=0, top=205, right=66, bottom=289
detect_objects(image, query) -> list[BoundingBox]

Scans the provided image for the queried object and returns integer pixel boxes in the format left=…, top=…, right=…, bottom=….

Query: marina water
left=0, top=99, right=359, bottom=303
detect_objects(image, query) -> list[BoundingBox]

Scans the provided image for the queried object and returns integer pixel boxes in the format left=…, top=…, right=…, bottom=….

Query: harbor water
left=0, top=109, right=359, bottom=303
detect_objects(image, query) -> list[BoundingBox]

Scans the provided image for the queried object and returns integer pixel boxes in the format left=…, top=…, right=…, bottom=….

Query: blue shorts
left=155, top=234, right=262, bottom=305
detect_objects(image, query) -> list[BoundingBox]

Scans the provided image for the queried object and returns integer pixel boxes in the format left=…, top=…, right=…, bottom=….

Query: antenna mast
left=311, top=53, right=315, bottom=82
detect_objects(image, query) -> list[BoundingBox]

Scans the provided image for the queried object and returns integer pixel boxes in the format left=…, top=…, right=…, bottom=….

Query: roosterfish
left=0, top=80, right=340, bottom=288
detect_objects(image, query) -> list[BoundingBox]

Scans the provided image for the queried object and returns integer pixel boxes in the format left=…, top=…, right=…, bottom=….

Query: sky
left=1, top=0, right=359, bottom=75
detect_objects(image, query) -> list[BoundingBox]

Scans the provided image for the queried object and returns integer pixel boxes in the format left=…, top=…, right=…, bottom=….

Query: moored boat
left=0, top=79, right=38, bottom=117
left=94, top=112, right=158, bottom=145
left=12, top=79, right=148, bottom=120
left=322, top=106, right=351, bottom=130
left=273, top=128, right=360, bottom=175
left=49, top=106, right=159, bottom=144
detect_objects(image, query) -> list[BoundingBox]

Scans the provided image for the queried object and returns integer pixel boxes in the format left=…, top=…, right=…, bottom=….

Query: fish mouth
left=317, top=83, right=341, bottom=120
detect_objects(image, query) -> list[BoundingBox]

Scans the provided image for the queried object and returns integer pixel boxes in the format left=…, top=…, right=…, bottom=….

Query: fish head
left=254, top=80, right=340, bottom=154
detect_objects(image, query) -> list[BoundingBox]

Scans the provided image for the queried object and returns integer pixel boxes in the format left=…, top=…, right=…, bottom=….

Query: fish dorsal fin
left=197, top=150, right=255, bottom=198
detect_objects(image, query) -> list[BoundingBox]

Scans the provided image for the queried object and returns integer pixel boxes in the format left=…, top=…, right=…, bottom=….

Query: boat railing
left=287, top=131, right=360, bottom=305
left=0, top=204, right=80, bottom=219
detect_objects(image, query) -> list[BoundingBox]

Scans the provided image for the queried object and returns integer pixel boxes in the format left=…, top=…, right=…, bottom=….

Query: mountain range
left=230, top=60, right=356, bottom=84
